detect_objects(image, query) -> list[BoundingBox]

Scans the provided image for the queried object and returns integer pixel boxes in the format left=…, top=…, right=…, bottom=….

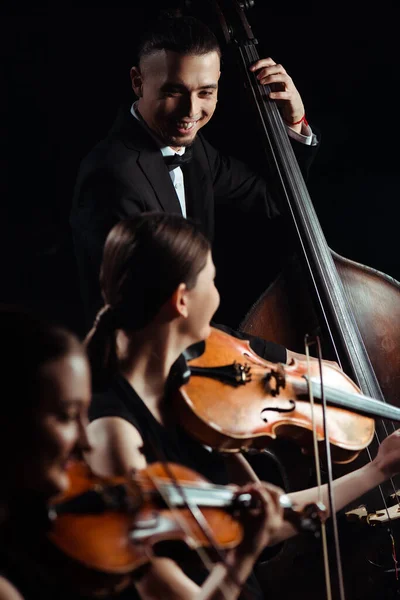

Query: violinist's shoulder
left=0, top=577, right=23, bottom=600
left=87, top=416, right=147, bottom=475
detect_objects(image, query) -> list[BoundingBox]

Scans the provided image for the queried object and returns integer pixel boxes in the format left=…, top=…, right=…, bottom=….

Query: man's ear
left=171, top=283, right=189, bottom=319
left=130, top=67, right=143, bottom=97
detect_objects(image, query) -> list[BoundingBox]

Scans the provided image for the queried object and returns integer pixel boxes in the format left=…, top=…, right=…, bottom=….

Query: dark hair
left=86, top=213, right=210, bottom=389
left=0, top=307, right=84, bottom=420
left=137, top=15, right=221, bottom=65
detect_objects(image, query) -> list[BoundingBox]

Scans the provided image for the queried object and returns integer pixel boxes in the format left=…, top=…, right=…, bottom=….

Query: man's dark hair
left=138, top=16, right=221, bottom=64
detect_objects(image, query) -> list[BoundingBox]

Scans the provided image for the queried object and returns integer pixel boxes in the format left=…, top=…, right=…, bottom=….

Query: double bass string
left=239, top=41, right=348, bottom=371
left=242, top=37, right=400, bottom=516
left=239, top=38, right=346, bottom=599
left=239, top=25, right=400, bottom=581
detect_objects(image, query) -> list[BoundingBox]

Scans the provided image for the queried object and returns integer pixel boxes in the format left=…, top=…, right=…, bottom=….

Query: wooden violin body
left=177, top=327, right=376, bottom=462
left=44, top=460, right=325, bottom=596
left=46, top=460, right=244, bottom=595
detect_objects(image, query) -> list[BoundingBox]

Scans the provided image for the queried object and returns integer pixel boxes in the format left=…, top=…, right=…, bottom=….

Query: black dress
left=89, top=374, right=265, bottom=599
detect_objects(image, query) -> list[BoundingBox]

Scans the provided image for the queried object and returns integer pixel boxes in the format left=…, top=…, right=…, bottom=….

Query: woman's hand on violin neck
left=372, top=429, right=400, bottom=479
left=249, top=57, right=305, bottom=132
left=234, top=482, right=284, bottom=558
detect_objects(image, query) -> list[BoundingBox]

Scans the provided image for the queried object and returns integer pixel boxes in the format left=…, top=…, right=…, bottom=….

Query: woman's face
left=185, top=251, right=220, bottom=342
left=22, top=352, right=91, bottom=498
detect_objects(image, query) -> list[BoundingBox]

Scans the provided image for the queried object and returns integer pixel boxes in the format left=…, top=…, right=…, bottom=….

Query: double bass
left=184, top=1, right=400, bottom=598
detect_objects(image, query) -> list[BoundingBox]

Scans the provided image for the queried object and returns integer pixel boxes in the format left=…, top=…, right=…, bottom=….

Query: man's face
left=131, top=50, right=220, bottom=149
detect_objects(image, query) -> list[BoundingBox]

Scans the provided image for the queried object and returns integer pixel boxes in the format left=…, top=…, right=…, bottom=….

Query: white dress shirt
left=130, top=103, right=316, bottom=218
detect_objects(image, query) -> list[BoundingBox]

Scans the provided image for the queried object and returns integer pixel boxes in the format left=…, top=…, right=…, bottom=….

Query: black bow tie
left=163, top=146, right=193, bottom=171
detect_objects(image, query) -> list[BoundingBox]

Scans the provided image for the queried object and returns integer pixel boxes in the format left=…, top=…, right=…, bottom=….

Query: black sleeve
left=89, top=387, right=139, bottom=430
left=201, top=132, right=318, bottom=217
left=201, top=135, right=280, bottom=218
left=211, top=322, right=287, bottom=364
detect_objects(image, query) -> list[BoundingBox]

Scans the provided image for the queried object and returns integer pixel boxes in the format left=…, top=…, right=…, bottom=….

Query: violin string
left=131, top=477, right=236, bottom=491
left=138, top=482, right=237, bottom=507
left=132, top=476, right=237, bottom=494
left=148, top=466, right=250, bottom=599
left=144, top=471, right=216, bottom=569
left=143, top=435, right=249, bottom=598
left=144, top=470, right=241, bottom=600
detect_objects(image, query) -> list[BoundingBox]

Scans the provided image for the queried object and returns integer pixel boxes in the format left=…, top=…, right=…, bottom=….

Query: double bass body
left=241, top=251, right=400, bottom=405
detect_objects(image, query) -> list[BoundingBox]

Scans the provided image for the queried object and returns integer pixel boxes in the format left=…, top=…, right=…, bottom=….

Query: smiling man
left=132, top=49, right=220, bottom=149
left=70, top=15, right=318, bottom=365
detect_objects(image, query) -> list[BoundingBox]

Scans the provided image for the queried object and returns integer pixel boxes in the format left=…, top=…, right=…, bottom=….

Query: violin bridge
left=263, top=364, right=286, bottom=397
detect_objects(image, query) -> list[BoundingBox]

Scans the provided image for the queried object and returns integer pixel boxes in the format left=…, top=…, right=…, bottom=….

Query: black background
left=2, top=1, right=399, bottom=334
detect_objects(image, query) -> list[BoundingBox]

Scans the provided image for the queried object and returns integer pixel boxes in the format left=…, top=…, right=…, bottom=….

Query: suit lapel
left=113, top=109, right=183, bottom=215
left=138, top=150, right=183, bottom=215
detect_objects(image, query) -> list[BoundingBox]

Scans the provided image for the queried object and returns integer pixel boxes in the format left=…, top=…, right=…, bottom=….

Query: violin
left=45, top=460, right=325, bottom=596
left=176, top=327, right=400, bottom=463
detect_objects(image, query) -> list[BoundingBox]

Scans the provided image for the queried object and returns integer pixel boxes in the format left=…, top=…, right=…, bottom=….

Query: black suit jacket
left=70, top=108, right=317, bottom=327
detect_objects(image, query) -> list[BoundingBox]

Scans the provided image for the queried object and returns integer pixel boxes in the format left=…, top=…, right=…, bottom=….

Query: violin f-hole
left=261, top=399, right=296, bottom=422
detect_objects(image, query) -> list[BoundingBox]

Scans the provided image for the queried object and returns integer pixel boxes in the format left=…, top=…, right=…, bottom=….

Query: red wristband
left=285, top=114, right=308, bottom=126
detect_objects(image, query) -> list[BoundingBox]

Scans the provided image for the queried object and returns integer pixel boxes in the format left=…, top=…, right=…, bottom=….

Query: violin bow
left=305, top=334, right=344, bottom=600
left=142, top=434, right=251, bottom=599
